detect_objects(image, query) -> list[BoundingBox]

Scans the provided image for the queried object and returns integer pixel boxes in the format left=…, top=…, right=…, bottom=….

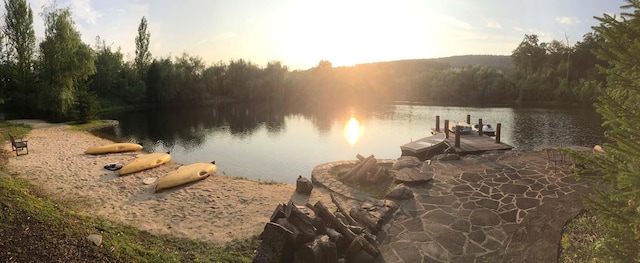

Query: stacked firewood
left=253, top=194, right=399, bottom=263
left=342, top=154, right=391, bottom=186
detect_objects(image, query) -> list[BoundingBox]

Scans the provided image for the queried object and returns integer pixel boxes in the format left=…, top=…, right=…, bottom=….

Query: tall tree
left=511, top=34, right=546, bottom=75
left=91, top=36, right=124, bottom=101
left=3, top=0, right=36, bottom=112
left=582, top=0, right=640, bottom=261
left=134, top=16, right=151, bottom=79
left=38, top=5, right=95, bottom=120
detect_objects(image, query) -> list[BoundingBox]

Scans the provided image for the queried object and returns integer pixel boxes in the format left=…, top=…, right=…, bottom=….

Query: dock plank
left=445, top=134, right=513, bottom=154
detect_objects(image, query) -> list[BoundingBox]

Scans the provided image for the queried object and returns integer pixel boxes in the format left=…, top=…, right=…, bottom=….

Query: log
left=254, top=222, right=295, bottom=263
left=285, top=200, right=317, bottom=241
left=346, top=235, right=380, bottom=261
left=303, top=203, right=326, bottom=235
left=330, top=193, right=360, bottom=227
left=356, top=154, right=366, bottom=161
left=313, top=201, right=356, bottom=242
left=335, top=212, right=348, bottom=226
left=293, top=235, right=338, bottom=263
left=372, top=167, right=389, bottom=183
left=270, top=203, right=286, bottom=223
left=349, top=157, right=378, bottom=183
left=343, top=155, right=374, bottom=180
left=325, top=228, right=346, bottom=248
left=350, top=208, right=383, bottom=233
left=276, top=218, right=309, bottom=249
left=313, top=201, right=379, bottom=257
left=348, top=225, right=364, bottom=235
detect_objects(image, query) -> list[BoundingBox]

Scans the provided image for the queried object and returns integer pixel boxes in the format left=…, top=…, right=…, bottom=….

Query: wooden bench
left=9, top=134, right=28, bottom=156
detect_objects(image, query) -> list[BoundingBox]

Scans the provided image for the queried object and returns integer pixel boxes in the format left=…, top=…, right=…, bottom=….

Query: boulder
left=394, top=168, right=434, bottom=184
left=392, top=156, right=422, bottom=170
left=385, top=184, right=414, bottom=200
left=296, top=175, right=313, bottom=195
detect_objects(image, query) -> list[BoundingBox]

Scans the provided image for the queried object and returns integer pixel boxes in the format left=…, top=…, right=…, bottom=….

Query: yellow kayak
left=85, top=143, right=143, bottom=155
left=156, top=162, right=217, bottom=191
left=119, top=152, right=171, bottom=176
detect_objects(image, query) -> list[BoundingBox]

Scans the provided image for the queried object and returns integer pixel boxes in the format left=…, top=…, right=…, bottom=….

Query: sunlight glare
left=345, top=116, right=362, bottom=145
left=278, top=0, right=440, bottom=68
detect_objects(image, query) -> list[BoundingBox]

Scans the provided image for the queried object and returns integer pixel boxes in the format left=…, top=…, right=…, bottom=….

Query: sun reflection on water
left=345, top=115, right=362, bottom=145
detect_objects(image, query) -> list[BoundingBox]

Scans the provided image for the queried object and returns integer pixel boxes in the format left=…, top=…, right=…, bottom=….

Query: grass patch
left=328, top=163, right=396, bottom=199
left=559, top=210, right=604, bottom=263
left=0, top=122, right=31, bottom=140
left=0, top=176, right=259, bottom=262
left=67, top=120, right=117, bottom=131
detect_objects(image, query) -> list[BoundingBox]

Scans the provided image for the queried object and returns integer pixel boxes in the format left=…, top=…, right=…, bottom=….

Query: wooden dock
left=424, top=114, right=513, bottom=155
left=443, top=133, right=513, bottom=154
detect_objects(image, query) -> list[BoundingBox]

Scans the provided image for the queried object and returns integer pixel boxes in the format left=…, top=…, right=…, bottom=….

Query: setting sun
left=345, top=115, right=363, bottom=145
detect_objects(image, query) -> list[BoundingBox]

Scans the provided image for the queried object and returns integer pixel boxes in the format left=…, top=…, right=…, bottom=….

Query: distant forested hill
left=353, top=55, right=513, bottom=73
left=433, top=55, right=513, bottom=73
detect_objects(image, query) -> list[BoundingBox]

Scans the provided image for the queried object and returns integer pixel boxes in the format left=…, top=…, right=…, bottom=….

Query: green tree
left=261, top=61, right=288, bottom=102
left=38, top=5, right=96, bottom=120
left=91, top=36, right=125, bottom=104
left=512, top=34, right=546, bottom=75
left=582, top=1, right=640, bottom=261
left=3, top=0, right=36, bottom=113
left=134, top=16, right=151, bottom=80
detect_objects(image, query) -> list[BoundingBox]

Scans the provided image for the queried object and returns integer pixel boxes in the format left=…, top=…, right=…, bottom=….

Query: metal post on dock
left=444, top=120, right=449, bottom=139
left=478, top=118, right=483, bottom=136
left=436, top=115, right=440, bottom=132
left=455, top=125, right=461, bottom=147
left=495, top=123, right=501, bottom=143
left=466, top=115, right=470, bottom=124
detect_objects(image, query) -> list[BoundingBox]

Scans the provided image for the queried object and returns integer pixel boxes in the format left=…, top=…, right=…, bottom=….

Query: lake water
left=96, top=103, right=605, bottom=183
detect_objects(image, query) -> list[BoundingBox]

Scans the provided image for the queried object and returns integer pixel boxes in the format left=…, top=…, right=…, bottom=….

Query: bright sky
left=17, top=0, right=628, bottom=70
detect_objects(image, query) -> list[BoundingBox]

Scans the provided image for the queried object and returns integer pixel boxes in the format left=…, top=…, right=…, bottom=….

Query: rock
left=295, top=175, right=313, bottom=195
left=87, top=234, right=102, bottom=246
left=432, top=153, right=460, bottom=161
left=394, top=168, right=434, bottom=184
left=392, top=156, right=422, bottom=170
left=385, top=184, right=414, bottom=200
left=142, top=177, right=157, bottom=185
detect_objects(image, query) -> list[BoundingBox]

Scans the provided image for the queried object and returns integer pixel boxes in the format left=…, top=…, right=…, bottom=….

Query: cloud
left=555, top=16, right=580, bottom=25
left=69, top=0, right=103, bottom=24
left=486, top=21, right=502, bottom=29
left=513, top=27, right=524, bottom=32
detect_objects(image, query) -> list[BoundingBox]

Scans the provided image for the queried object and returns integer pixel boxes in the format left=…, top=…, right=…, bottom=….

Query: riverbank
left=4, top=119, right=335, bottom=244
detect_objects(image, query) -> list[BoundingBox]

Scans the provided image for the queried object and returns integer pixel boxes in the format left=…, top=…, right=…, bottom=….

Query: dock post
left=455, top=126, right=461, bottom=147
left=436, top=115, right=440, bottom=132
left=478, top=118, right=483, bottom=136
left=495, top=123, right=501, bottom=143
left=466, top=115, right=470, bottom=124
left=444, top=120, right=449, bottom=139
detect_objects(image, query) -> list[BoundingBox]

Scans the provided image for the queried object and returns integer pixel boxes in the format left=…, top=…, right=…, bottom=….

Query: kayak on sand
left=85, top=143, right=143, bottom=155
left=119, top=152, right=171, bottom=176
left=156, top=161, right=217, bottom=191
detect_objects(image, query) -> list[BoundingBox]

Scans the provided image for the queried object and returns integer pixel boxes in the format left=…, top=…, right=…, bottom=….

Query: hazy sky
left=18, top=0, right=628, bottom=70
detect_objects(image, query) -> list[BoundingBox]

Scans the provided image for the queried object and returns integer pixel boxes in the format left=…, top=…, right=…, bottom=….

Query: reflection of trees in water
left=100, top=102, right=289, bottom=149
left=97, top=100, right=385, bottom=151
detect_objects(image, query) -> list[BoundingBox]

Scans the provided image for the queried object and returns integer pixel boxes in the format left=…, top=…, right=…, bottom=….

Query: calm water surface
left=96, top=104, right=604, bottom=183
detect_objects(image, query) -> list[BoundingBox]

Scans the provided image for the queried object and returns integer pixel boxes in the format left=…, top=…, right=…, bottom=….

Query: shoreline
left=4, top=119, right=336, bottom=244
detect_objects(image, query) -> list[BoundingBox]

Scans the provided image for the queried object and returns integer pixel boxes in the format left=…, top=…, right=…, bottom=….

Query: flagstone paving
left=312, top=150, right=596, bottom=263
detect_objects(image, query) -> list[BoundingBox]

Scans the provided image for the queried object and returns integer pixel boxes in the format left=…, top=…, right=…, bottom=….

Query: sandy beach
left=4, top=120, right=336, bottom=244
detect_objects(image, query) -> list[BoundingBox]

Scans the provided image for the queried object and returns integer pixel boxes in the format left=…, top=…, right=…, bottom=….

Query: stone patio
left=312, top=150, right=595, bottom=263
